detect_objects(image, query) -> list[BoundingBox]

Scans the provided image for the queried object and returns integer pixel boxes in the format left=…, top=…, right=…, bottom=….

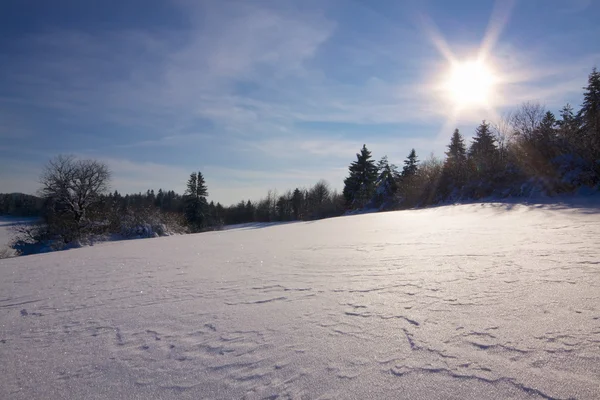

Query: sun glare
left=445, top=60, right=496, bottom=108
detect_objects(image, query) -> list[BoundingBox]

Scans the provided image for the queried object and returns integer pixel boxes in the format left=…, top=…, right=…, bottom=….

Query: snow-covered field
left=1, top=200, right=599, bottom=399
left=0, top=216, right=36, bottom=258
left=0, top=217, right=18, bottom=249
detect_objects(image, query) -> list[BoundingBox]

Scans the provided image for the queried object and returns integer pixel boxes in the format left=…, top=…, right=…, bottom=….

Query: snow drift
left=1, top=200, right=599, bottom=399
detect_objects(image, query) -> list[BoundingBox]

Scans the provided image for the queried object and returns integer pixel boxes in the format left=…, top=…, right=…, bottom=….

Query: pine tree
left=540, top=111, right=556, bottom=132
left=402, top=149, right=419, bottom=177
left=539, top=111, right=558, bottom=148
left=276, top=192, right=293, bottom=221
left=207, top=200, right=216, bottom=227
left=469, top=121, right=498, bottom=178
left=184, top=171, right=209, bottom=231
left=397, top=149, right=420, bottom=206
left=291, top=188, right=303, bottom=220
left=196, top=172, right=208, bottom=198
left=155, top=189, right=164, bottom=209
left=215, top=202, right=224, bottom=226
left=444, top=129, right=468, bottom=186
left=578, top=67, right=600, bottom=159
left=186, top=172, right=197, bottom=195
left=373, top=156, right=399, bottom=208
left=342, top=144, right=378, bottom=208
left=533, top=111, right=560, bottom=167
left=557, top=103, right=579, bottom=141
left=245, top=200, right=255, bottom=222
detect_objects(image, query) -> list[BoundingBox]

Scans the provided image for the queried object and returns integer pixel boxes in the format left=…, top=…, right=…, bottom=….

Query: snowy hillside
left=1, top=201, right=599, bottom=399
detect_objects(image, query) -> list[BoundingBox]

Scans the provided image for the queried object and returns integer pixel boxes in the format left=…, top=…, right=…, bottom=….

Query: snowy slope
left=1, top=201, right=599, bottom=399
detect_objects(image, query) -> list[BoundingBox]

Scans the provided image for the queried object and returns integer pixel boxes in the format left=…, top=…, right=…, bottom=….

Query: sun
left=445, top=60, right=496, bottom=108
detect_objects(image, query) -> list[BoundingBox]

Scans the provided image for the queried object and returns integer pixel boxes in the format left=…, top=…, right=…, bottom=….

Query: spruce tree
left=291, top=188, right=303, bottom=220
left=184, top=171, right=209, bottom=231
left=215, top=203, right=224, bottom=226
left=540, top=111, right=556, bottom=131
left=444, top=129, right=468, bottom=186
left=373, top=156, right=399, bottom=207
left=557, top=103, right=579, bottom=141
left=155, top=189, right=164, bottom=209
left=526, top=111, right=559, bottom=173
left=398, top=149, right=419, bottom=206
left=245, top=200, right=255, bottom=222
left=539, top=111, right=558, bottom=149
left=578, top=67, right=600, bottom=158
left=469, top=121, right=498, bottom=178
left=342, top=144, right=377, bottom=208
left=402, top=149, right=419, bottom=177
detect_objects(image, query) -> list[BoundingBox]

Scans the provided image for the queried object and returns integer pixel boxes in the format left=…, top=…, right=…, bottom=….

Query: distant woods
left=3, top=164, right=346, bottom=254
left=0, top=193, right=43, bottom=217
left=2, top=67, right=600, bottom=255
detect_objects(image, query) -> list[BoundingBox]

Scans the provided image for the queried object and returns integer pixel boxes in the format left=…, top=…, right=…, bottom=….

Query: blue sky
left=0, top=0, right=598, bottom=205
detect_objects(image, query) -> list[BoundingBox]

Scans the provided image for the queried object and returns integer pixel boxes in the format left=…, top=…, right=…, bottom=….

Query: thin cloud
left=1, top=0, right=598, bottom=200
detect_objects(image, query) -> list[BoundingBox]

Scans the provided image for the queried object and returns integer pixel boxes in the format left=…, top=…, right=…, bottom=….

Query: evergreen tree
left=444, top=129, right=468, bottom=186
left=155, top=189, right=164, bottom=209
left=533, top=111, right=560, bottom=171
left=215, top=202, right=224, bottom=226
left=398, top=149, right=420, bottom=206
left=342, top=144, right=377, bottom=208
left=540, top=111, right=556, bottom=130
left=538, top=111, right=558, bottom=148
left=557, top=103, right=579, bottom=142
left=559, top=103, right=576, bottom=125
left=468, top=121, right=498, bottom=178
left=373, top=156, right=399, bottom=208
left=291, top=188, right=303, bottom=220
left=402, top=149, right=419, bottom=177
left=375, top=156, right=390, bottom=175
left=184, top=171, right=209, bottom=231
left=245, top=200, right=255, bottom=222
left=578, top=67, right=600, bottom=158
left=276, top=192, right=293, bottom=221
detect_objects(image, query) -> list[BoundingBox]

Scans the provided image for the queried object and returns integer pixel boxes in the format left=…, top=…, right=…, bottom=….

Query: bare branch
left=39, top=155, right=111, bottom=225
left=510, top=102, right=546, bottom=140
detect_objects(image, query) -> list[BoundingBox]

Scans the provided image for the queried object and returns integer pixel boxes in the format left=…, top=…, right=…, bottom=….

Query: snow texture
left=1, top=200, right=600, bottom=399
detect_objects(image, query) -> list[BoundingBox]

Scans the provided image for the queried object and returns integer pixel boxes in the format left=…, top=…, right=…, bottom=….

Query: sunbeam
left=421, top=0, right=515, bottom=135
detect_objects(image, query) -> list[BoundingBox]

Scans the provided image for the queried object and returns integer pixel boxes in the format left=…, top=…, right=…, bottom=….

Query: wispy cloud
left=1, top=0, right=599, bottom=203
left=98, top=158, right=190, bottom=194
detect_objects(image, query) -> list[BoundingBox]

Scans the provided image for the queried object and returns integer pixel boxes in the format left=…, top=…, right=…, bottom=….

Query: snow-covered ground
left=1, top=200, right=599, bottom=399
left=0, top=216, right=36, bottom=258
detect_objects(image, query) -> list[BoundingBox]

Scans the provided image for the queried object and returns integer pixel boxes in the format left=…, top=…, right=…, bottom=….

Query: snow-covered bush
left=0, top=246, right=12, bottom=259
left=117, top=208, right=186, bottom=239
left=552, top=154, right=597, bottom=187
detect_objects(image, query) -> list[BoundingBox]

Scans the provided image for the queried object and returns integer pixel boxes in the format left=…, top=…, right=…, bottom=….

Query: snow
left=0, top=216, right=37, bottom=258
left=1, top=200, right=600, bottom=399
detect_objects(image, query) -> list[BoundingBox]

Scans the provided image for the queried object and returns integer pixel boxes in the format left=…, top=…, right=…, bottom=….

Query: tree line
left=4, top=66, right=599, bottom=255
left=342, top=67, right=600, bottom=210
left=5, top=161, right=346, bottom=254
left=0, top=193, right=44, bottom=217
left=177, top=172, right=345, bottom=231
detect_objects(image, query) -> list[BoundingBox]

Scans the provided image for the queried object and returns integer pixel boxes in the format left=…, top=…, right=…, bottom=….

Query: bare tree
left=415, top=153, right=444, bottom=206
left=309, top=180, right=331, bottom=205
left=510, top=102, right=546, bottom=140
left=491, top=111, right=515, bottom=163
left=39, top=155, right=111, bottom=228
